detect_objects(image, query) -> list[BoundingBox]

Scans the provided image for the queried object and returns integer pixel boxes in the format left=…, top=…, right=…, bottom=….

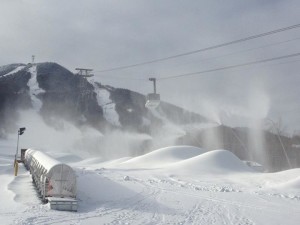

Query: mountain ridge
left=0, top=62, right=210, bottom=134
left=1, top=62, right=300, bottom=171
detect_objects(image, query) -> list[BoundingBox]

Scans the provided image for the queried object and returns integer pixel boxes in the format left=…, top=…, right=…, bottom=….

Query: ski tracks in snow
left=98, top=172, right=166, bottom=225
left=17, top=170, right=165, bottom=225
left=100, top=171, right=255, bottom=225
left=178, top=201, right=254, bottom=225
left=11, top=168, right=300, bottom=225
left=133, top=176, right=256, bottom=225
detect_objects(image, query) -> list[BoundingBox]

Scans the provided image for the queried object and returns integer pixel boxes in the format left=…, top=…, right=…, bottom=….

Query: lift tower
left=75, top=68, right=94, bottom=113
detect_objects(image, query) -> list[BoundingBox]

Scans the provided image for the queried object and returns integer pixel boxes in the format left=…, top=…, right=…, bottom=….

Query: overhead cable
left=94, top=23, right=300, bottom=73
left=157, top=52, right=300, bottom=80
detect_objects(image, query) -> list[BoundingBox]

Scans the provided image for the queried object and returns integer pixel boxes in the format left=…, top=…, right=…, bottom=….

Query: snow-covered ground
left=1, top=140, right=300, bottom=225
left=1, top=65, right=26, bottom=77
left=27, top=65, right=44, bottom=111
left=92, top=83, right=121, bottom=127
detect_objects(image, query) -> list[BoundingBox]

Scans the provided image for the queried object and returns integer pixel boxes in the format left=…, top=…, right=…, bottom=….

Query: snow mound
left=166, top=149, right=254, bottom=174
left=77, top=171, right=138, bottom=211
left=53, top=154, right=82, bottom=164
left=268, top=176, right=300, bottom=190
left=118, top=146, right=206, bottom=169
left=102, top=157, right=133, bottom=167
left=73, top=157, right=133, bottom=169
left=74, top=157, right=104, bottom=166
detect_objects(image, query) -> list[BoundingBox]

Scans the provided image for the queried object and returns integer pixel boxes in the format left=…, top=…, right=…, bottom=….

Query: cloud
left=1, top=0, right=300, bottom=131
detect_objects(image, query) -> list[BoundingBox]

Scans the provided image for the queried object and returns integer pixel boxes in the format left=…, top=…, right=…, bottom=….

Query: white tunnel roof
left=26, top=149, right=66, bottom=171
left=25, top=149, right=77, bottom=199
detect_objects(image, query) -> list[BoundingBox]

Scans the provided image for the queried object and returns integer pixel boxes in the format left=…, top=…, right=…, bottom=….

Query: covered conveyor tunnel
left=22, top=148, right=77, bottom=211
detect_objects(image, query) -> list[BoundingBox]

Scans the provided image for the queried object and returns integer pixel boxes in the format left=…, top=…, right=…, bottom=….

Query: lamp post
left=14, top=127, right=25, bottom=176
left=15, top=127, right=26, bottom=161
left=265, top=119, right=291, bottom=169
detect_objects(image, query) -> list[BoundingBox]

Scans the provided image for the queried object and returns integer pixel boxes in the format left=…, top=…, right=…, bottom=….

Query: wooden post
left=14, top=160, right=18, bottom=176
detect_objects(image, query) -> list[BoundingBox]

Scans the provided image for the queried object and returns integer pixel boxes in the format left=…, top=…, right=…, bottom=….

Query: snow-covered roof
left=26, top=149, right=64, bottom=171
left=25, top=149, right=76, bottom=198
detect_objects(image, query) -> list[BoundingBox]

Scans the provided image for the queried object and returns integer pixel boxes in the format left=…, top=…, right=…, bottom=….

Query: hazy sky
left=1, top=0, right=300, bottom=131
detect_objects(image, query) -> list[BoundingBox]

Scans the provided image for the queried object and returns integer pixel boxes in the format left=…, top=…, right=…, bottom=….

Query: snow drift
left=117, top=146, right=206, bottom=169
left=165, top=149, right=255, bottom=174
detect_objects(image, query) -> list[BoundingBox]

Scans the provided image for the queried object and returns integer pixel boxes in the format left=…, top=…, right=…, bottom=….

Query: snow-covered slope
left=118, top=145, right=206, bottom=169
left=166, top=149, right=254, bottom=174
left=1, top=65, right=26, bottom=78
left=0, top=61, right=210, bottom=141
left=92, top=82, right=121, bottom=127
left=1, top=61, right=299, bottom=172
left=1, top=142, right=300, bottom=225
left=27, top=65, right=45, bottom=111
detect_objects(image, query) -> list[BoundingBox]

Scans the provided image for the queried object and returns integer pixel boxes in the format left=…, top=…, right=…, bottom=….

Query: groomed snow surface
left=92, top=83, right=121, bottom=127
left=27, top=65, right=45, bottom=111
left=1, top=143, right=300, bottom=225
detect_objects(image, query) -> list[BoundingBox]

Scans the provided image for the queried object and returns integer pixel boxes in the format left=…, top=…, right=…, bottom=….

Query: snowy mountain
left=1, top=63, right=300, bottom=224
left=1, top=62, right=300, bottom=171
left=0, top=62, right=213, bottom=156
left=0, top=62, right=209, bottom=133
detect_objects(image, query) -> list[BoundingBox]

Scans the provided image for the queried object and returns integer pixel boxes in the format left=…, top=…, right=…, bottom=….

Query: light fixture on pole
left=14, top=127, right=26, bottom=176
left=15, top=127, right=26, bottom=159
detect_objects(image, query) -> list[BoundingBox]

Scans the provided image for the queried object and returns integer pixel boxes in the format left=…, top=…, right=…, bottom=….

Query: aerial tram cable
left=93, top=52, right=300, bottom=82
left=157, top=52, right=300, bottom=80
left=182, top=36, right=300, bottom=65
left=2, top=53, right=299, bottom=110
left=93, top=23, right=300, bottom=73
left=92, top=74, right=146, bottom=81
left=93, top=36, right=300, bottom=80
left=94, top=52, right=300, bottom=108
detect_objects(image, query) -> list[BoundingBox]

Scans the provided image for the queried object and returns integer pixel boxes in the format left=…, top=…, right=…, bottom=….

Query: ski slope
left=92, top=83, right=121, bottom=127
left=27, top=65, right=45, bottom=111
left=1, top=65, right=26, bottom=77
left=0, top=141, right=300, bottom=225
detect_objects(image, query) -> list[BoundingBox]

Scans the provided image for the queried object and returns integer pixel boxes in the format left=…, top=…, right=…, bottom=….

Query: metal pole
left=149, top=78, right=156, bottom=93
left=15, top=132, right=20, bottom=161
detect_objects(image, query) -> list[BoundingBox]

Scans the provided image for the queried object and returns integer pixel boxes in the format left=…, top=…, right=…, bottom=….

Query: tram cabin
left=145, top=93, right=160, bottom=109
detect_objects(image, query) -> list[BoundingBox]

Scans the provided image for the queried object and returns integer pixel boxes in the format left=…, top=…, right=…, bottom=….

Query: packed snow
left=27, top=65, right=45, bottom=111
left=117, top=146, right=206, bottom=169
left=0, top=139, right=300, bottom=224
left=93, top=83, right=121, bottom=127
left=1, top=65, right=26, bottom=77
